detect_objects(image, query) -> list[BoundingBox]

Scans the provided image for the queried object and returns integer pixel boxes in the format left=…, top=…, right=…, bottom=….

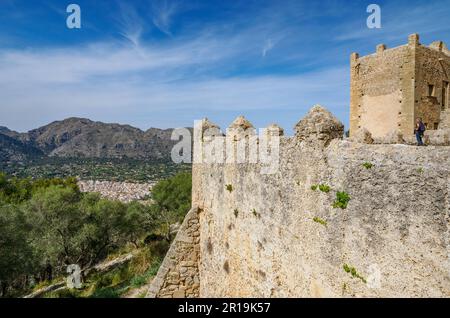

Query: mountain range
left=0, top=118, right=182, bottom=162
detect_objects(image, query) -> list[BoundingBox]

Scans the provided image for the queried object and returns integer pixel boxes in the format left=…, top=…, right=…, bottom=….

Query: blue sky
left=0, top=0, right=449, bottom=133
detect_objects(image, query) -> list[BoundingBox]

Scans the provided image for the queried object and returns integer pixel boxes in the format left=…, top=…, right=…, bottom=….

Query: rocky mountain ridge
left=0, top=118, right=186, bottom=162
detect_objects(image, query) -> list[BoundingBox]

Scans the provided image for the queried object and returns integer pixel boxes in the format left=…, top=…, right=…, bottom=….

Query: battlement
left=195, top=105, right=342, bottom=142
left=351, top=34, right=449, bottom=62
left=148, top=105, right=450, bottom=298
left=147, top=33, right=450, bottom=298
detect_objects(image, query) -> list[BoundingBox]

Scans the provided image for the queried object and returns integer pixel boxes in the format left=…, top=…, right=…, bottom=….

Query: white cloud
left=151, top=0, right=180, bottom=36
left=0, top=36, right=349, bottom=132
left=262, top=38, right=275, bottom=57
left=115, top=1, right=146, bottom=46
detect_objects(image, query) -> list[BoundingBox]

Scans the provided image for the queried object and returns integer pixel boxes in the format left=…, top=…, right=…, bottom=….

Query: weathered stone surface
left=229, top=116, right=254, bottom=131
left=200, top=118, right=221, bottom=135
left=295, top=105, right=344, bottom=145
left=190, top=108, right=450, bottom=298
left=424, top=129, right=450, bottom=146
left=146, top=207, right=200, bottom=298
left=265, top=124, right=284, bottom=137
left=349, top=128, right=374, bottom=144
left=378, top=129, right=405, bottom=144
left=227, top=116, right=256, bottom=140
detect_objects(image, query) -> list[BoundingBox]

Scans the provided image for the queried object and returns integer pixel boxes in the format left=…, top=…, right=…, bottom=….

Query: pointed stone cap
left=408, top=33, right=420, bottom=46
left=201, top=118, right=220, bottom=131
left=228, top=116, right=254, bottom=130
left=429, top=41, right=449, bottom=55
left=227, top=115, right=255, bottom=140
left=265, top=124, right=284, bottom=136
left=294, top=105, right=344, bottom=145
left=198, top=118, right=222, bottom=138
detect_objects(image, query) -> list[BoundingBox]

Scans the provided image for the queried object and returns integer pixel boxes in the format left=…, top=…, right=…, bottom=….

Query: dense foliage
left=0, top=171, right=192, bottom=297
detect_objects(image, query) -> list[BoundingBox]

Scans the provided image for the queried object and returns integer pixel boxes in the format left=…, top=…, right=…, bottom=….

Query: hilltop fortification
left=148, top=105, right=450, bottom=298
left=146, top=34, right=450, bottom=298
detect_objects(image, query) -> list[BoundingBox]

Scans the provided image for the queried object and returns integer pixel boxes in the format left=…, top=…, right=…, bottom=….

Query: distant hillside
left=0, top=118, right=185, bottom=161
left=0, top=131, right=43, bottom=162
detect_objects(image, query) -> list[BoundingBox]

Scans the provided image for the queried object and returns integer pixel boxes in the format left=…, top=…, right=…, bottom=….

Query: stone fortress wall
left=148, top=105, right=450, bottom=298
left=350, top=34, right=450, bottom=139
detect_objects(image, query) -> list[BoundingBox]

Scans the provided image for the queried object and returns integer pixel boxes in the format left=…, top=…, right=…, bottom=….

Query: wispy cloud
left=115, top=1, right=146, bottom=46
left=0, top=0, right=448, bottom=133
left=151, top=0, right=180, bottom=36
left=0, top=36, right=348, bottom=132
left=262, top=38, right=276, bottom=57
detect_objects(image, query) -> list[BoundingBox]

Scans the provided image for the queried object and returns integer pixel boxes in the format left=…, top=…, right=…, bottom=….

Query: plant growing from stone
left=252, top=209, right=260, bottom=218
left=343, top=264, right=366, bottom=283
left=311, top=184, right=331, bottom=193
left=333, top=191, right=351, bottom=209
left=313, top=217, right=327, bottom=227
left=226, top=184, right=233, bottom=193
left=362, top=162, right=374, bottom=169
left=234, top=209, right=239, bottom=218
left=318, top=184, right=331, bottom=193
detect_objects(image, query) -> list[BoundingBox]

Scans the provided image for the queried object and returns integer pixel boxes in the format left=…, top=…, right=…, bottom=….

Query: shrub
left=362, top=162, right=374, bottom=169
left=333, top=191, right=351, bottom=209
left=318, top=184, right=331, bottom=193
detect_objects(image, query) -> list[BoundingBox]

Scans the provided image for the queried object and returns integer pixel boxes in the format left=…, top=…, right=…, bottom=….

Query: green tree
left=0, top=204, right=35, bottom=296
left=150, top=172, right=192, bottom=240
left=151, top=172, right=191, bottom=218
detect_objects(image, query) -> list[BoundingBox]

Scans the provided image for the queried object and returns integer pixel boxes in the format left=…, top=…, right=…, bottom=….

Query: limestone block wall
left=350, top=43, right=413, bottom=138
left=192, top=107, right=450, bottom=298
left=415, top=43, right=450, bottom=129
left=350, top=34, right=450, bottom=138
left=146, top=206, right=200, bottom=298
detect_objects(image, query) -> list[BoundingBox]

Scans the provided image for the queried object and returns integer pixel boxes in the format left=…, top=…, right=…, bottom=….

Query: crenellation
left=376, top=44, right=386, bottom=53
left=265, top=124, right=284, bottom=137
left=408, top=33, right=420, bottom=47
left=227, top=116, right=256, bottom=140
left=147, top=33, right=450, bottom=299
left=188, top=105, right=450, bottom=297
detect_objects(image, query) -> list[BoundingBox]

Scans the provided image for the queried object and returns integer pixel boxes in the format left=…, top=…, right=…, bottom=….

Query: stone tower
left=350, top=34, right=450, bottom=138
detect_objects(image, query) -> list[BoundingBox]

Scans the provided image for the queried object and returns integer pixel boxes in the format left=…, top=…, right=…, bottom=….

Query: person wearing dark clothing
left=415, top=118, right=425, bottom=146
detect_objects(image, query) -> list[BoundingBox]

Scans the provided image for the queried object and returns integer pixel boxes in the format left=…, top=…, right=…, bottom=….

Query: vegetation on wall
left=313, top=217, right=327, bottom=227
left=362, top=162, right=374, bottom=169
left=332, top=191, right=351, bottom=209
left=343, top=264, right=366, bottom=283
left=311, top=184, right=331, bottom=193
